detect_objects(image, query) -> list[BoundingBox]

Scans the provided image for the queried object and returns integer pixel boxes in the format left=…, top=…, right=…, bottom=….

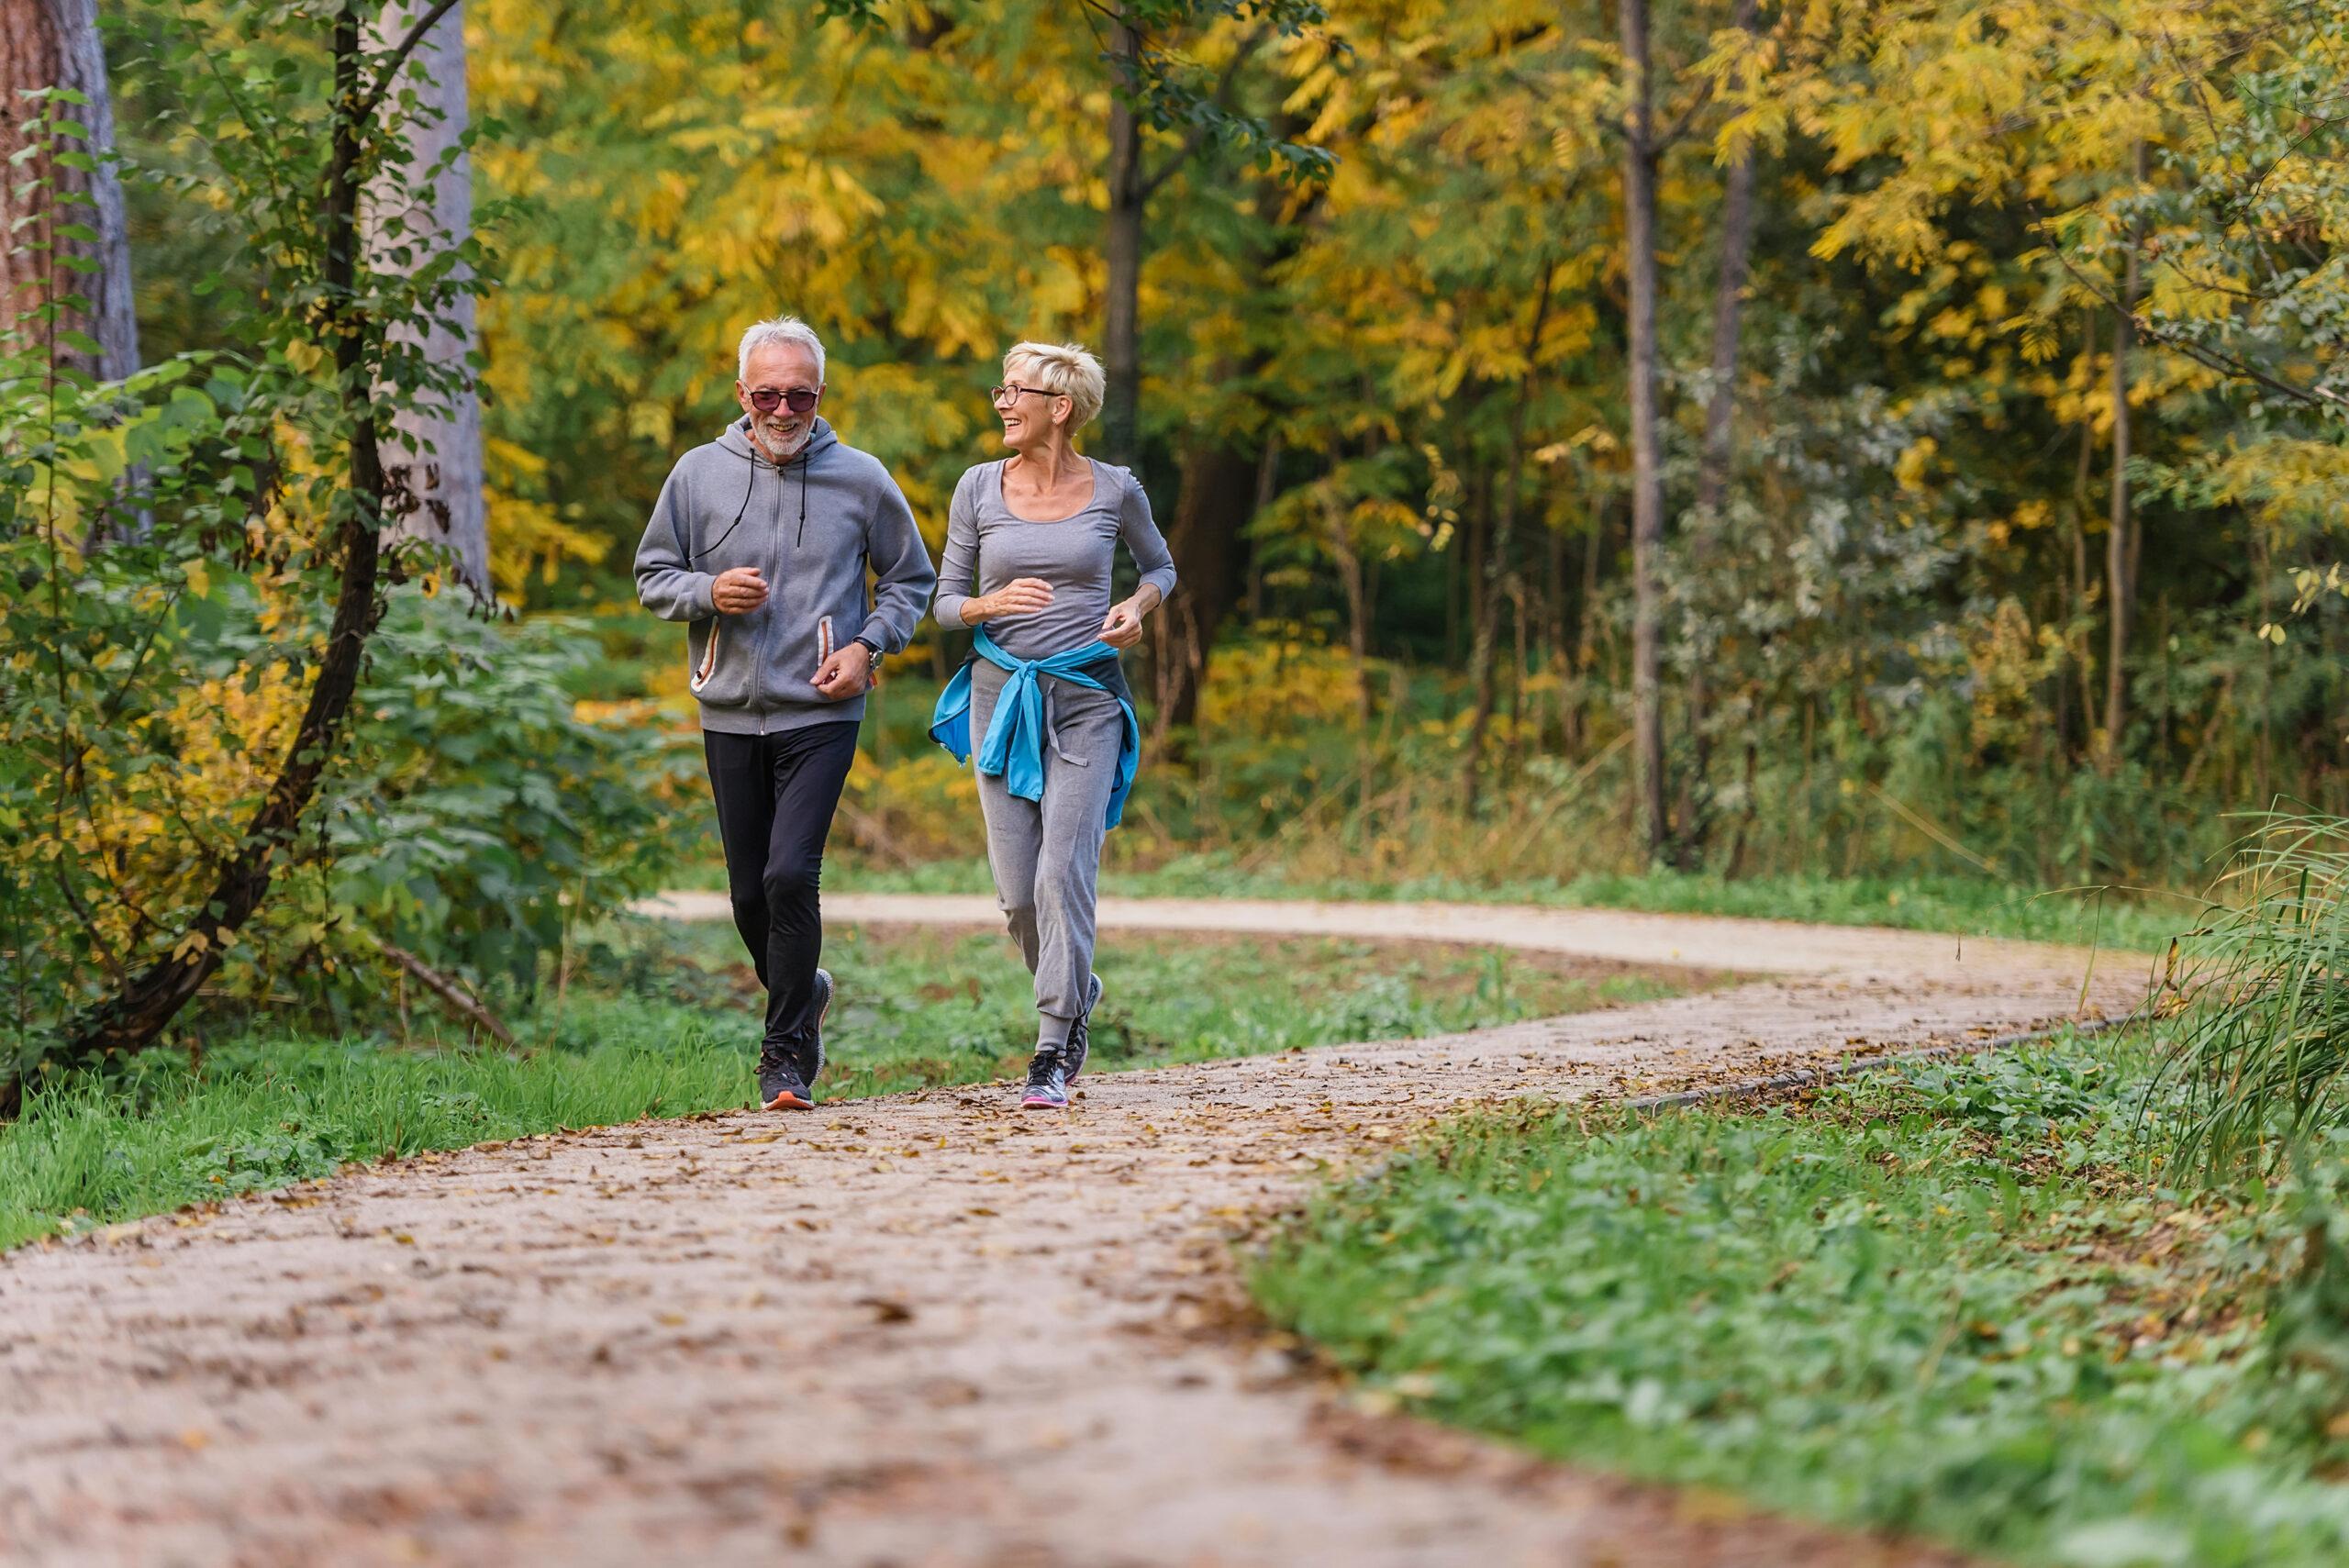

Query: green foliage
left=0, top=921, right=1687, bottom=1249
left=201, top=591, right=697, bottom=1018
left=322, top=595, right=692, bottom=992
left=0, top=335, right=258, bottom=1075
left=761, top=644, right=2194, bottom=950
left=1255, top=1030, right=2349, bottom=1566
left=4, top=2, right=518, bottom=1080
left=2159, top=811, right=2349, bottom=1180
left=91, top=0, right=2340, bottom=912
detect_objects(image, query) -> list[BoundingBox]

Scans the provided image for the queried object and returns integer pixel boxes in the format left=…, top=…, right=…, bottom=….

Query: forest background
left=6, top=6, right=2349, bottom=1553
left=3, top=0, right=2345, bottom=1078
left=340, top=0, right=2348, bottom=891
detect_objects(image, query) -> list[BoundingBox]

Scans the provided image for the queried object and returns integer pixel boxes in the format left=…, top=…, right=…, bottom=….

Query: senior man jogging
left=636, top=317, right=937, bottom=1110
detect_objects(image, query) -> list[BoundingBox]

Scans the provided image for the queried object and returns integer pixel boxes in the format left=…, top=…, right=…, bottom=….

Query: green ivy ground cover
left=1253, top=1030, right=2349, bottom=1568
left=0, top=922, right=1695, bottom=1251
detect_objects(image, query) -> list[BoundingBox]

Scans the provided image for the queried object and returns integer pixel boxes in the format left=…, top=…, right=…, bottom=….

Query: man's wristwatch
left=852, top=634, right=884, bottom=671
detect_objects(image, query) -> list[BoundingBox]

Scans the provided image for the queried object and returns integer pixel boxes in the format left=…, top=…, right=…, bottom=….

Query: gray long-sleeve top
left=931, top=458, right=1177, bottom=661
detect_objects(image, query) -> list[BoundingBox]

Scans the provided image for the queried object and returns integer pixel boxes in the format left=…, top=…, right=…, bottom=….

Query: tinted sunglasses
left=748, top=386, right=819, bottom=414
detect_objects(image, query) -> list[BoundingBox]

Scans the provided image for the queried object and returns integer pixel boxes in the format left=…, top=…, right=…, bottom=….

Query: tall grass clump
left=2159, top=811, right=2349, bottom=1180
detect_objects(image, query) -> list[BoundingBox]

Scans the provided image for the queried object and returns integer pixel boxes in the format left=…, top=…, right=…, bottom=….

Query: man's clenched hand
left=813, top=641, right=875, bottom=698
left=712, top=566, right=768, bottom=615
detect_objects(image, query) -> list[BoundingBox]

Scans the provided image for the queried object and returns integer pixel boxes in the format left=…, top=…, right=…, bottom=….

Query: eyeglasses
left=991, top=384, right=1065, bottom=406
left=748, top=386, right=819, bottom=414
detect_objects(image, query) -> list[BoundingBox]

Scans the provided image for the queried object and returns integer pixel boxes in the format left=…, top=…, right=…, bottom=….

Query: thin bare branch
left=371, top=935, right=517, bottom=1047
left=2055, top=249, right=2345, bottom=412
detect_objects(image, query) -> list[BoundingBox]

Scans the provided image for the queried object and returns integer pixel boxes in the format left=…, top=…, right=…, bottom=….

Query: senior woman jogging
left=930, top=342, right=1176, bottom=1110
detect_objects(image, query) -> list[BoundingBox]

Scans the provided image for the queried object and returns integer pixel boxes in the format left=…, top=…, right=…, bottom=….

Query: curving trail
left=1, top=897, right=2145, bottom=1568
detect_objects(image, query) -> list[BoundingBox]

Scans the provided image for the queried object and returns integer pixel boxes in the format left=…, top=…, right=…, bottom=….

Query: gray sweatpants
left=969, top=662, right=1121, bottom=1051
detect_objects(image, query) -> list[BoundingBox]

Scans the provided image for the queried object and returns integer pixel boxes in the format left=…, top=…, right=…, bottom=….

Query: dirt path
left=2, top=898, right=2145, bottom=1568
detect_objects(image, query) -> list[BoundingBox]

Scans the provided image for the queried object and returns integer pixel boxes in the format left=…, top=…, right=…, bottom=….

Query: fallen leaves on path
left=1, top=906, right=2131, bottom=1567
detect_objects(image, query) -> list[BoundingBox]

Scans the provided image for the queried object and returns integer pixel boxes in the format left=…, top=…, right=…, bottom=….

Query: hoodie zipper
left=749, top=457, right=768, bottom=731
left=754, top=445, right=805, bottom=732
left=740, top=432, right=829, bottom=731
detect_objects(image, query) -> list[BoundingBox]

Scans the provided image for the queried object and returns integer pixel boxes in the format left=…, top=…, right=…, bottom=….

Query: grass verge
left=1252, top=1028, right=2349, bottom=1567
left=0, top=921, right=1699, bottom=1252
left=776, top=858, right=2188, bottom=953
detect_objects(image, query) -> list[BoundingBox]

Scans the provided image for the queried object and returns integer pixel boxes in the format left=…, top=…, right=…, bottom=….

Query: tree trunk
left=366, top=1, right=487, bottom=594
left=1505, top=573, right=1529, bottom=780
left=60, top=4, right=391, bottom=1067
left=1620, top=0, right=1667, bottom=860
left=1444, top=513, right=1462, bottom=661
left=2070, top=416, right=2099, bottom=754
left=1695, top=0, right=1758, bottom=523
left=1326, top=501, right=1372, bottom=731
left=1464, top=259, right=1556, bottom=811
left=1244, top=431, right=1274, bottom=623
left=1673, top=0, right=1758, bottom=865
left=1103, top=15, right=1144, bottom=472
left=1569, top=499, right=1607, bottom=751
left=2100, top=144, right=2145, bottom=770
left=1148, top=142, right=1313, bottom=745
left=0, top=0, right=138, bottom=380
left=1152, top=431, right=1257, bottom=746
left=1578, top=503, right=1604, bottom=671
left=2100, top=302, right=2134, bottom=765
left=1543, top=507, right=1567, bottom=725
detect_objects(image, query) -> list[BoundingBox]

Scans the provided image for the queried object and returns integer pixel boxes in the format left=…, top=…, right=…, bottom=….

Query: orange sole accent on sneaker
left=763, top=1091, right=814, bottom=1112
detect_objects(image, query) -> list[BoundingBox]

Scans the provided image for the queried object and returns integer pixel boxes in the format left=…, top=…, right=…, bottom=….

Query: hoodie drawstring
left=696, top=421, right=816, bottom=563
left=695, top=462, right=759, bottom=564
left=772, top=445, right=810, bottom=547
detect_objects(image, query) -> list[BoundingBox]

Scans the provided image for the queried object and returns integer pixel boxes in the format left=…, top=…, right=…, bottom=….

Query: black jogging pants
left=702, top=721, right=861, bottom=1050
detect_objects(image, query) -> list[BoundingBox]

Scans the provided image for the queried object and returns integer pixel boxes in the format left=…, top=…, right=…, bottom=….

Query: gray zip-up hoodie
left=635, top=417, right=938, bottom=735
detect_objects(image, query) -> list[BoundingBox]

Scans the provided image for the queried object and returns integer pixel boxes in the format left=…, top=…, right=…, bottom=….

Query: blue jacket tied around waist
left=930, top=629, right=1141, bottom=830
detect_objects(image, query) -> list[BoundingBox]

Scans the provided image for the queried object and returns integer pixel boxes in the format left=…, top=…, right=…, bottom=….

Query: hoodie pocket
left=685, top=617, right=760, bottom=710
left=690, top=620, right=722, bottom=694
left=760, top=612, right=848, bottom=706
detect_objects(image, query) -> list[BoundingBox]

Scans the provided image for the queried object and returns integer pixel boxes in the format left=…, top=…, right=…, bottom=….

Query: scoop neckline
left=996, top=456, right=1103, bottom=524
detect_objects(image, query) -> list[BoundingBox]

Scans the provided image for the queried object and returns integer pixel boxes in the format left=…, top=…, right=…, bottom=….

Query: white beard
left=751, top=419, right=811, bottom=464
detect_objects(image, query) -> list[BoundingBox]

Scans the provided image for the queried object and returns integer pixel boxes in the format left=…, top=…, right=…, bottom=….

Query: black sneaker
left=756, top=1045, right=812, bottom=1112
left=793, top=968, right=833, bottom=1091
left=1062, top=973, right=1103, bottom=1081
left=1021, top=1048, right=1068, bottom=1110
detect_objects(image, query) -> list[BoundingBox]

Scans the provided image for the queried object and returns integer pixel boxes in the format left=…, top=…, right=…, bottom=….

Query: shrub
left=2159, top=811, right=2349, bottom=1179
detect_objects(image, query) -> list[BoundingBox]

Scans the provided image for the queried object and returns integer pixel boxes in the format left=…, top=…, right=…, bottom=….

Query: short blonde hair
left=1004, top=341, right=1105, bottom=428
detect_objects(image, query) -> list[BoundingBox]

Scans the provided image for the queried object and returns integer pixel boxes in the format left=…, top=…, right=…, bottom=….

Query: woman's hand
left=1100, top=594, right=1150, bottom=650
left=972, top=577, right=1054, bottom=621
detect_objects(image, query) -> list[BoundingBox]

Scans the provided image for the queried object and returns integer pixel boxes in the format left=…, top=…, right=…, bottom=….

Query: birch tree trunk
left=364, top=0, right=487, bottom=595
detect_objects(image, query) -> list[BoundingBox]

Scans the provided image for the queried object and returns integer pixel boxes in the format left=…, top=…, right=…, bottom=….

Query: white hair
left=1004, top=341, right=1105, bottom=428
left=738, top=317, right=826, bottom=384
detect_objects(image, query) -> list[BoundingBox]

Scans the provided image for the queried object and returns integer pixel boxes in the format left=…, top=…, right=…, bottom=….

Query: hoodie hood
left=718, top=413, right=840, bottom=470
